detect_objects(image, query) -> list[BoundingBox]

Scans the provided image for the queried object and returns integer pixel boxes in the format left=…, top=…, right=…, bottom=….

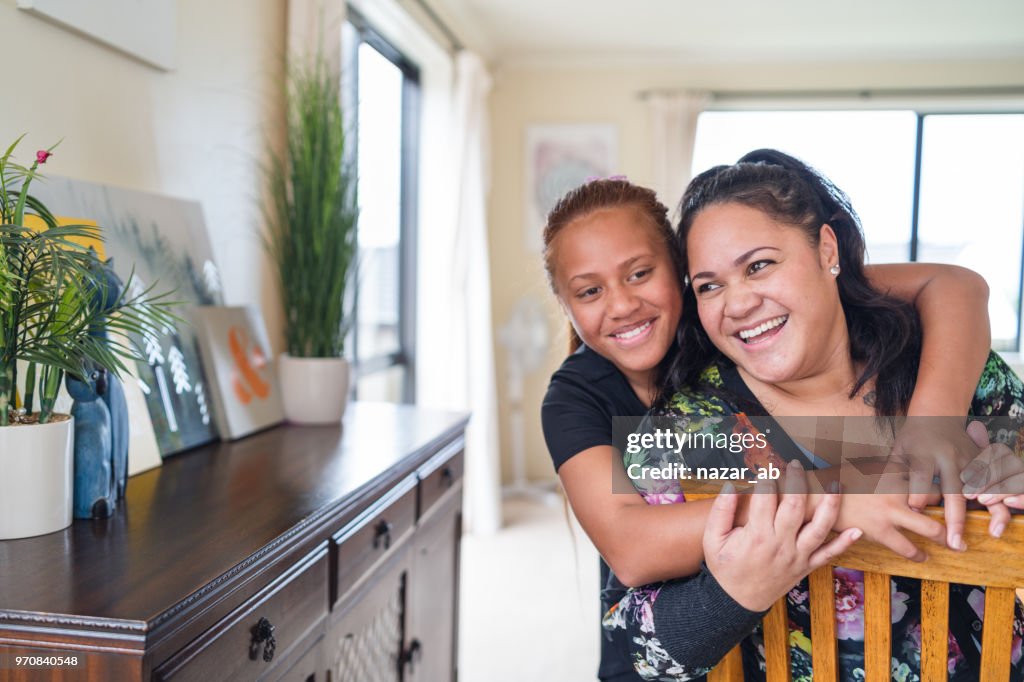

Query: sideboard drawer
left=419, top=446, right=463, bottom=519
left=332, top=476, right=417, bottom=606
left=266, top=635, right=323, bottom=682
left=153, top=546, right=329, bottom=682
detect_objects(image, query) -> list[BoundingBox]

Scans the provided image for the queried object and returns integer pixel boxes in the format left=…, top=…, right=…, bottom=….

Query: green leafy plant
left=0, top=135, right=178, bottom=426
left=264, top=54, right=359, bottom=358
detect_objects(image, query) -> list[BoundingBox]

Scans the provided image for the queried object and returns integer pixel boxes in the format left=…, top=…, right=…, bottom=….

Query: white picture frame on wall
left=17, top=0, right=176, bottom=71
left=523, top=123, right=619, bottom=252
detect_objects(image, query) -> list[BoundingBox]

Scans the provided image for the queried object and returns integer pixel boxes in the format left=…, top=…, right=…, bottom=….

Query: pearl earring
left=830, top=264, right=841, bottom=276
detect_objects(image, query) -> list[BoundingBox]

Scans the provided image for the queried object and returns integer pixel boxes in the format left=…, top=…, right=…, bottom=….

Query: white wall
left=1, top=0, right=287, bottom=347
left=489, top=57, right=1024, bottom=484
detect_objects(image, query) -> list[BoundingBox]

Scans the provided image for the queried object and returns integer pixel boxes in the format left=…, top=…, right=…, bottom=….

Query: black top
left=542, top=344, right=647, bottom=472
left=542, top=345, right=762, bottom=680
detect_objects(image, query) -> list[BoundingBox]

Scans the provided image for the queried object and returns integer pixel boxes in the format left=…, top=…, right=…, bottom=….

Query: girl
left=609, top=149, right=1024, bottom=680
left=541, top=178, right=998, bottom=680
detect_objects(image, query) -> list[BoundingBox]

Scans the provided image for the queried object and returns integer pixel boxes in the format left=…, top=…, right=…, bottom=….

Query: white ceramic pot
left=0, top=416, right=74, bottom=540
left=278, top=354, right=350, bottom=424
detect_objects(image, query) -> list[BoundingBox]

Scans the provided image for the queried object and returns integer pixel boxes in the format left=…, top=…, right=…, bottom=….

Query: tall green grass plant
left=264, top=55, right=358, bottom=358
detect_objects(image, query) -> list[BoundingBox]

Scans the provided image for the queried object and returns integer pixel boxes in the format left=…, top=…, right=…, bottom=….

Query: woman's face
left=686, top=202, right=845, bottom=386
left=552, top=205, right=682, bottom=389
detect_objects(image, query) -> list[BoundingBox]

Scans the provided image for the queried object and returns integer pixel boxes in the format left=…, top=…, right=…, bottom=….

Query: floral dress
left=605, top=352, right=1024, bottom=681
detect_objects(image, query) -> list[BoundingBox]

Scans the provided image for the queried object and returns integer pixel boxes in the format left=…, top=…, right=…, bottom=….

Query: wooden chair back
left=708, top=508, right=1024, bottom=682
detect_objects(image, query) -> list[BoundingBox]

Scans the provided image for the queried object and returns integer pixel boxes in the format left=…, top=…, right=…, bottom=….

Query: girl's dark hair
left=665, top=149, right=921, bottom=417
left=543, top=179, right=683, bottom=356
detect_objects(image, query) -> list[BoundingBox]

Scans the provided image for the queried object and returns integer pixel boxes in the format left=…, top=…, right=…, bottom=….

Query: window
left=344, top=11, right=420, bottom=402
left=916, top=115, right=1024, bottom=350
left=693, top=110, right=1024, bottom=351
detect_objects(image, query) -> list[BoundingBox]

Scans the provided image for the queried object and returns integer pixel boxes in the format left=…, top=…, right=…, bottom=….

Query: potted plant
left=264, top=54, right=358, bottom=424
left=0, top=136, right=175, bottom=539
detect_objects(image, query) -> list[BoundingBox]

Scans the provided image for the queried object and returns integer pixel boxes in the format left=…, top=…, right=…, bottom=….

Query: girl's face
left=552, top=205, right=682, bottom=390
left=686, top=202, right=846, bottom=386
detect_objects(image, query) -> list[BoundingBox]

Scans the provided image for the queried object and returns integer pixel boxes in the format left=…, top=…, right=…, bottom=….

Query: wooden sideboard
left=0, top=403, right=468, bottom=682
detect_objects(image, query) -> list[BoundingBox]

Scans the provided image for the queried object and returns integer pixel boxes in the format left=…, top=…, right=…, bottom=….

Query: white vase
left=278, top=354, right=350, bottom=424
left=0, top=417, right=74, bottom=540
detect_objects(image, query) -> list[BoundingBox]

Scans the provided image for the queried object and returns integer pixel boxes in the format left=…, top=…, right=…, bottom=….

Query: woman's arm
left=608, top=471, right=861, bottom=680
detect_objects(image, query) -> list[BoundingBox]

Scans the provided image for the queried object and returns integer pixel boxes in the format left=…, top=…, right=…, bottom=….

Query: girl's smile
left=609, top=317, right=657, bottom=347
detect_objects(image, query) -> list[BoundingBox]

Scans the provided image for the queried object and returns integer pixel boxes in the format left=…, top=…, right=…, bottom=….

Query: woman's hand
left=704, top=461, right=862, bottom=612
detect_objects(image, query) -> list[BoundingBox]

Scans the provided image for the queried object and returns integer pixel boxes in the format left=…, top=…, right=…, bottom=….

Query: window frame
left=344, top=7, right=420, bottom=403
left=908, top=110, right=1024, bottom=352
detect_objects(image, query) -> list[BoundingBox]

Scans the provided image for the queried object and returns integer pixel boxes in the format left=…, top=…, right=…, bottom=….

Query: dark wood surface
left=0, top=403, right=468, bottom=633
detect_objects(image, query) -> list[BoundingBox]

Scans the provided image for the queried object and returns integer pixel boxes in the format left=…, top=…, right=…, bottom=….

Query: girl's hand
left=704, top=461, right=862, bottom=612
left=833, top=491, right=947, bottom=560
left=890, top=417, right=979, bottom=551
left=961, top=421, right=1021, bottom=537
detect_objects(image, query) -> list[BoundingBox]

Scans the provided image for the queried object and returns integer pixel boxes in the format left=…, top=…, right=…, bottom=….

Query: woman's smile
left=734, top=314, right=788, bottom=345
left=687, top=202, right=845, bottom=387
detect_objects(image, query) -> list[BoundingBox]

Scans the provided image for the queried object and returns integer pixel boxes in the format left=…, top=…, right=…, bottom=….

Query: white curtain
left=415, top=50, right=503, bottom=532
left=443, top=51, right=503, bottom=535
left=647, top=91, right=710, bottom=209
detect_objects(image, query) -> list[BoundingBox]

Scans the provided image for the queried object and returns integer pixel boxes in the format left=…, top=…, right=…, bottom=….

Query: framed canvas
left=32, top=177, right=223, bottom=458
left=194, top=306, right=284, bottom=441
left=17, top=0, right=176, bottom=71
left=523, top=123, right=619, bottom=252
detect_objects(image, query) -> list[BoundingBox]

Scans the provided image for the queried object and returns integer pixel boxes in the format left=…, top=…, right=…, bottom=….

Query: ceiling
left=427, top=0, right=1024, bottom=65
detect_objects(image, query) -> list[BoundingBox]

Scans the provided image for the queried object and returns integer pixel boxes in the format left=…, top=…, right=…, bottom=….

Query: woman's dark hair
left=664, top=149, right=921, bottom=417
left=543, top=179, right=683, bottom=357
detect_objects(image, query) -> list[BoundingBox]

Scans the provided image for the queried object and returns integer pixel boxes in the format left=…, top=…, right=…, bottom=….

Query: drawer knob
left=440, top=467, right=455, bottom=488
left=250, top=616, right=277, bottom=663
left=373, top=519, right=393, bottom=550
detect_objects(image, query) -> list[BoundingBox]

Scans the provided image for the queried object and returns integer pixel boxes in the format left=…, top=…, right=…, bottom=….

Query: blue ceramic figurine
left=68, top=255, right=131, bottom=519
left=68, top=368, right=114, bottom=518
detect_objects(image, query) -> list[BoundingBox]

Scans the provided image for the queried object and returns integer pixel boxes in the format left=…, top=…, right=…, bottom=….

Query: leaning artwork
left=32, top=177, right=223, bottom=457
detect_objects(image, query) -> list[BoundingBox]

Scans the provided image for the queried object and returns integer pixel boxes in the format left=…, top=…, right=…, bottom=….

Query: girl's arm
left=867, top=262, right=992, bottom=549
left=562, top=426, right=940, bottom=584
left=866, top=262, right=990, bottom=417
left=559, top=445, right=737, bottom=586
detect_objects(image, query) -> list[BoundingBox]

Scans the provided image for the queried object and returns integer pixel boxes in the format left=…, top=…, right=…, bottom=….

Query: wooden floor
left=460, top=494, right=601, bottom=681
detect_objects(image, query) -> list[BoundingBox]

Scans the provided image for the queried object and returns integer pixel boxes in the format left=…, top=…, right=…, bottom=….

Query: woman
left=611, top=149, right=1024, bottom=680
left=541, top=178, right=999, bottom=680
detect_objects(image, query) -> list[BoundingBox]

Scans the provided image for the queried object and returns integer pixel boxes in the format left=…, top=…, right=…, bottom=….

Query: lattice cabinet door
left=326, top=547, right=410, bottom=682
left=406, top=491, right=462, bottom=682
